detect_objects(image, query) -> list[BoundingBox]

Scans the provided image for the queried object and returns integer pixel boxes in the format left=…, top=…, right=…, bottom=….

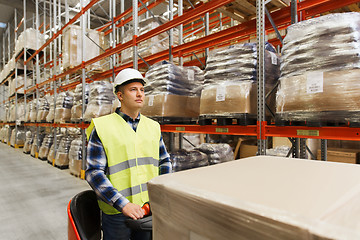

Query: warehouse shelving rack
left=0, top=0, right=360, bottom=179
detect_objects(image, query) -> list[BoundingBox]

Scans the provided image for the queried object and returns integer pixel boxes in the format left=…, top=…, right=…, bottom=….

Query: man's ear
left=117, top=91, right=123, bottom=101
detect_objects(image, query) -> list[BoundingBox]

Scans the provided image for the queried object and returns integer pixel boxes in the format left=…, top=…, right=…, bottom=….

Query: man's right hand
left=122, top=202, right=145, bottom=220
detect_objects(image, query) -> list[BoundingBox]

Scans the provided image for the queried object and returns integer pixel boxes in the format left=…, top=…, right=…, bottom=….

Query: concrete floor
left=0, top=142, right=90, bottom=240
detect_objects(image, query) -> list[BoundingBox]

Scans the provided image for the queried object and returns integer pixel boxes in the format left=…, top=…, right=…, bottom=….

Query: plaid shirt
left=86, top=109, right=172, bottom=212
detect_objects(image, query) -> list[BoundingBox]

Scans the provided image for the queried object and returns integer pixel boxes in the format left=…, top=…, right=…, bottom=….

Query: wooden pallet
left=275, top=111, right=360, bottom=127
left=199, top=114, right=258, bottom=126
left=150, top=116, right=198, bottom=125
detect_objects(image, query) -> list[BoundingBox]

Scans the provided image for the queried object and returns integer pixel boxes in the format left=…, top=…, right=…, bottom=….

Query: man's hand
left=122, top=203, right=145, bottom=220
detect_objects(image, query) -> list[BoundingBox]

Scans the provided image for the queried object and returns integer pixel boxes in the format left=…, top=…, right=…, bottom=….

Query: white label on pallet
left=148, top=95, right=154, bottom=106
left=269, top=51, right=277, bottom=65
left=307, top=72, right=323, bottom=94
left=188, top=70, right=195, bottom=81
left=216, top=85, right=226, bottom=102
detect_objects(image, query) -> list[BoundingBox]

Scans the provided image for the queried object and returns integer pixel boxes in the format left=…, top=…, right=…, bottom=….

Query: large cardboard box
left=148, top=156, right=360, bottom=239
left=317, top=148, right=360, bottom=164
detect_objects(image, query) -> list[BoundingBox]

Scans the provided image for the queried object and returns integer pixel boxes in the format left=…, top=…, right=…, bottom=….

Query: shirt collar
left=115, top=108, right=140, bottom=122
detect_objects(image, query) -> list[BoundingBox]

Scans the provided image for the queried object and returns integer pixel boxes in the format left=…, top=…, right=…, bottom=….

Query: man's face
left=117, top=81, right=145, bottom=110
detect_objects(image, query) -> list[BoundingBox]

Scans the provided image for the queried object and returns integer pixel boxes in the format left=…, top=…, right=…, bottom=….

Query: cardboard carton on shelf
left=316, top=148, right=360, bottom=164
left=148, top=156, right=360, bottom=239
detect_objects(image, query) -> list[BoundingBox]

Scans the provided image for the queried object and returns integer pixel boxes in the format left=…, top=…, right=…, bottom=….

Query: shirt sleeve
left=158, top=135, right=172, bottom=175
left=85, top=127, right=130, bottom=212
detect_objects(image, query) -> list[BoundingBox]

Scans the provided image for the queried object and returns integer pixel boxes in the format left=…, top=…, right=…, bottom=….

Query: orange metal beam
left=161, top=124, right=257, bottom=136
left=15, top=18, right=24, bottom=33
left=266, top=125, right=360, bottom=141
left=104, top=0, right=165, bottom=36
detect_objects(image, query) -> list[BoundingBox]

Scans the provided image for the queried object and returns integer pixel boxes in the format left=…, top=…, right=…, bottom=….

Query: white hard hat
left=113, top=68, right=146, bottom=91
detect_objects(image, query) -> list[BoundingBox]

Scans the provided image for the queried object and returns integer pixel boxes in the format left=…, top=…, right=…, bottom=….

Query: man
left=86, top=68, right=172, bottom=240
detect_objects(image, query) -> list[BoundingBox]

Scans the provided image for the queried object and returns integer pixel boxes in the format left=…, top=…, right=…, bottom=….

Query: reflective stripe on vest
left=90, top=113, right=160, bottom=215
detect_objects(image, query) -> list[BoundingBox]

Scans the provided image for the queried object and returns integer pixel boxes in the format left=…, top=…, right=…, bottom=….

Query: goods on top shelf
left=121, top=16, right=179, bottom=64
left=14, top=28, right=46, bottom=57
left=10, top=128, right=26, bottom=147
left=54, top=91, right=74, bottom=123
left=71, top=83, right=89, bottom=122
left=23, top=130, right=34, bottom=154
left=200, top=42, right=280, bottom=117
left=277, top=13, right=360, bottom=124
left=83, top=80, right=116, bottom=122
left=69, top=136, right=83, bottom=176
left=142, top=61, right=204, bottom=118
left=62, top=24, right=107, bottom=72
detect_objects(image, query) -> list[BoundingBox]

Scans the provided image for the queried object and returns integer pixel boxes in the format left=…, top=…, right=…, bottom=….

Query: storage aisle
left=0, top=143, right=90, bottom=240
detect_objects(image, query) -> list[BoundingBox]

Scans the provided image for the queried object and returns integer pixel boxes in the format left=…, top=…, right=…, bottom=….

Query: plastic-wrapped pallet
left=84, top=81, right=116, bottom=121
left=45, top=95, right=55, bottom=122
left=30, top=132, right=45, bottom=158
left=62, top=25, right=106, bottom=72
left=121, top=16, right=179, bottom=64
left=69, top=136, right=83, bottom=177
left=25, top=100, right=32, bottom=122
left=55, top=129, right=79, bottom=168
left=23, top=130, right=33, bottom=154
left=10, top=128, right=26, bottom=147
left=170, top=149, right=208, bottom=172
left=200, top=43, right=279, bottom=118
left=54, top=91, right=74, bottom=123
left=9, top=76, right=25, bottom=96
left=71, top=83, right=89, bottom=122
left=277, top=13, right=360, bottom=123
left=30, top=99, right=37, bottom=122
left=14, top=28, right=45, bottom=57
left=37, top=95, right=50, bottom=122
left=195, top=143, right=234, bottom=165
left=142, top=61, right=204, bottom=118
left=8, top=102, right=25, bottom=122
left=47, top=134, right=63, bottom=163
left=38, top=133, right=54, bottom=160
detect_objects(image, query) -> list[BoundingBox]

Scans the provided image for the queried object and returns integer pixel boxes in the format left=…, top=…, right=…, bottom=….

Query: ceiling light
left=0, top=22, right=7, bottom=28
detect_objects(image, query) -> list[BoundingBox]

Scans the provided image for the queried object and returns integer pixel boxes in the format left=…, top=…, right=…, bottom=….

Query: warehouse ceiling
left=0, top=0, right=359, bottom=66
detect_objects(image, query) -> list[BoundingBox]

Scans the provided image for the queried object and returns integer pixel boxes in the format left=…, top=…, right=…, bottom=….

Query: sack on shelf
left=47, top=134, right=63, bottom=163
left=71, top=83, right=89, bottom=121
left=69, top=137, right=83, bottom=176
left=30, top=99, right=37, bottom=122
left=170, top=149, right=208, bottom=172
left=37, top=95, right=51, bottom=122
left=84, top=81, right=116, bottom=121
left=142, top=61, right=203, bottom=118
left=30, top=132, right=45, bottom=157
left=54, top=91, right=74, bottom=123
left=38, top=134, right=54, bottom=160
left=55, top=134, right=76, bottom=168
left=195, top=143, right=234, bottom=165
left=46, top=95, right=55, bottom=123
left=10, top=128, right=26, bottom=147
left=23, top=131, right=33, bottom=154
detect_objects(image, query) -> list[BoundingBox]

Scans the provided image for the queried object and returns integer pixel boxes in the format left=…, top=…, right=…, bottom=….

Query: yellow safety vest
left=87, top=113, right=160, bottom=215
